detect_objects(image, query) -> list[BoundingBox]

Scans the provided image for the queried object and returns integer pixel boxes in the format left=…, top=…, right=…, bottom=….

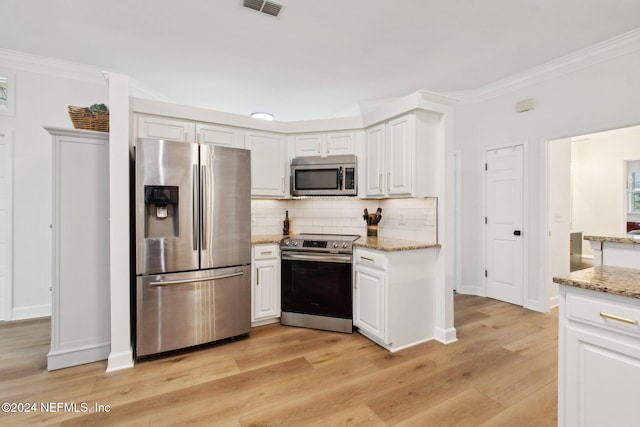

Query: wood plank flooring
left=0, top=294, right=558, bottom=426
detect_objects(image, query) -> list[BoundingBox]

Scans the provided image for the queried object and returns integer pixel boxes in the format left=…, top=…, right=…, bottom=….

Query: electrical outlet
left=399, top=211, right=405, bottom=225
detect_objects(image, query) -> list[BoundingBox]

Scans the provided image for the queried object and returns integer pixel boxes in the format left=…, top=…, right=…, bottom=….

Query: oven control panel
left=303, top=240, right=327, bottom=248
left=281, top=234, right=359, bottom=254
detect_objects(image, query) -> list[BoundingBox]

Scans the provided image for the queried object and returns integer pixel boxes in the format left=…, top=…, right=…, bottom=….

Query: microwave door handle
left=338, top=167, right=343, bottom=190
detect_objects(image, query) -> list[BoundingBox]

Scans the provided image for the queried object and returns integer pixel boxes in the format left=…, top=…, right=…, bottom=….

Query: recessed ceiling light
left=251, top=112, right=274, bottom=121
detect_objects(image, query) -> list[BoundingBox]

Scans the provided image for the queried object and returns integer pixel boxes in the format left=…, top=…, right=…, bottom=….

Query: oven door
left=281, top=252, right=352, bottom=318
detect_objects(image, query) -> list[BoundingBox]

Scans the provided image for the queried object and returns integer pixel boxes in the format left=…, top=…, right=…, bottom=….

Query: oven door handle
left=281, top=252, right=352, bottom=263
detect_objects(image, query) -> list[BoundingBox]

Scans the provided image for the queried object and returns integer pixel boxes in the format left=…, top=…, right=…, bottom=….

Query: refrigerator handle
left=192, top=164, right=198, bottom=251
left=149, top=271, right=244, bottom=286
left=201, top=165, right=207, bottom=250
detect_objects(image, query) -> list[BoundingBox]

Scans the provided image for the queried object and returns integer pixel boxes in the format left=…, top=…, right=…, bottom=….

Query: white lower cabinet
left=354, top=262, right=386, bottom=342
left=251, top=244, right=281, bottom=325
left=46, top=127, right=111, bottom=370
left=353, top=247, right=435, bottom=351
left=559, top=285, right=640, bottom=426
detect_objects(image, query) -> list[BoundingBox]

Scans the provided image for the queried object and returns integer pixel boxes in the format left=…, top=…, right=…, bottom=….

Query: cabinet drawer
left=566, top=290, right=640, bottom=337
left=354, top=250, right=387, bottom=270
left=254, top=245, right=279, bottom=260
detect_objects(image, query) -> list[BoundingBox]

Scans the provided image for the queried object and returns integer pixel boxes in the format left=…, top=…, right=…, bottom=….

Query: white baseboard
left=434, top=327, right=458, bottom=344
left=47, top=342, right=110, bottom=371
left=11, top=303, right=51, bottom=320
left=107, top=349, right=135, bottom=372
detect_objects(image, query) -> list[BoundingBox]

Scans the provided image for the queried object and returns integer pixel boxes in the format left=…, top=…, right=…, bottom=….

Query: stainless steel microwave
left=290, top=155, right=357, bottom=196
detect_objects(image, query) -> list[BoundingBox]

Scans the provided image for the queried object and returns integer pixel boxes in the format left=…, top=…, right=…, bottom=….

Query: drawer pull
left=261, top=251, right=272, bottom=256
left=599, top=312, right=637, bottom=325
left=360, top=256, right=374, bottom=262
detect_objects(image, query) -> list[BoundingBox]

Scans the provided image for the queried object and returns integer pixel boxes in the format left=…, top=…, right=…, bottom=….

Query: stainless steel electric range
left=280, top=234, right=360, bottom=333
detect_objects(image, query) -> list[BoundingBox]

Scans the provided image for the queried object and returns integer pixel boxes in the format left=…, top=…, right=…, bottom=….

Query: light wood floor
left=0, top=294, right=558, bottom=426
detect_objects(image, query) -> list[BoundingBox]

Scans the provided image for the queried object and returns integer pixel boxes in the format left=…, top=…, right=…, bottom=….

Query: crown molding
left=0, top=48, right=111, bottom=85
left=448, top=28, right=640, bottom=104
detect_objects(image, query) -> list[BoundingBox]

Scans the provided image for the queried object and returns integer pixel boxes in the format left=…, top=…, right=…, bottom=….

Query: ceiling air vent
left=243, top=0, right=284, bottom=17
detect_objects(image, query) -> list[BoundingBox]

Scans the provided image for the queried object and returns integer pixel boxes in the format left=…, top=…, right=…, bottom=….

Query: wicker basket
left=68, top=106, right=109, bottom=132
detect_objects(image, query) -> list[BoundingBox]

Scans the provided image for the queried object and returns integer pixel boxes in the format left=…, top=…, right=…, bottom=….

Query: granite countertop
left=251, top=234, right=287, bottom=245
left=584, top=234, right=640, bottom=245
left=353, top=236, right=441, bottom=252
left=553, top=265, right=640, bottom=299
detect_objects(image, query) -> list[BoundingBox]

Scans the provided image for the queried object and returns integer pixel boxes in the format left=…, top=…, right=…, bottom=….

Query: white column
left=106, top=72, right=134, bottom=372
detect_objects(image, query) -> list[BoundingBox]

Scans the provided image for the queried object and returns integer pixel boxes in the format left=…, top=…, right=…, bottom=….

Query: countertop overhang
left=584, top=234, right=640, bottom=245
left=553, top=265, right=640, bottom=299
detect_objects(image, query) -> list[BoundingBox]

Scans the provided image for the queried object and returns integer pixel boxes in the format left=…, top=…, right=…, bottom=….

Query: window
left=628, top=172, right=640, bottom=213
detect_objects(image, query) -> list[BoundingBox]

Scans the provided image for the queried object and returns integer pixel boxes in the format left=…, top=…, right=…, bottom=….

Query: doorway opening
left=546, top=124, right=640, bottom=306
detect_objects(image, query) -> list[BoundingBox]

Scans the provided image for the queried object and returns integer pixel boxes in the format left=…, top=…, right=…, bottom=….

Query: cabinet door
left=196, top=123, right=244, bottom=148
left=136, top=115, right=195, bottom=143
left=386, top=114, right=414, bottom=195
left=326, top=132, right=355, bottom=156
left=365, top=125, right=385, bottom=197
left=294, top=134, right=323, bottom=157
left=354, top=264, right=386, bottom=342
left=253, top=258, right=280, bottom=321
left=563, top=326, right=640, bottom=427
left=245, top=131, right=286, bottom=197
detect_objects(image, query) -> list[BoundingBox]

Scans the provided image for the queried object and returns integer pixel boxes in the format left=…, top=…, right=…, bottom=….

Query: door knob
left=513, top=230, right=522, bottom=236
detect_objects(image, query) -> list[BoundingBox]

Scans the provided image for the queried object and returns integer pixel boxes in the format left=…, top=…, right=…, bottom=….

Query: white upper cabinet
left=364, top=124, right=385, bottom=196
left=245, top=130, right=287, bottom=198
left=294, top=131, right=355, bottom=157
left=364, top=111, right=440, bottom=198
left=386, top=115, right=414, bottom=195
left=196, top=123, right=244, bottom=148
left=136, top=115, right=196, bottom=143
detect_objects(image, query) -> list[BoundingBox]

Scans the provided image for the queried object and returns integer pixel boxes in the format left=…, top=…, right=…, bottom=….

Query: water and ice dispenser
left=143, top=185, right=180, bottom=238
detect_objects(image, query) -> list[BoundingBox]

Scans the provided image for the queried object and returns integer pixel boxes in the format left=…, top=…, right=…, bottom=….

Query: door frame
left=483, top=141, right=529, bottom=306
left=0, top=128, right=13, bottom=320
left=453, top=149, right=462, bottom=292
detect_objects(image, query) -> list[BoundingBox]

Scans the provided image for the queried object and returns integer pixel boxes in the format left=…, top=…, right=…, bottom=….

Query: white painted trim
left=106, top=350, right=135, bottom=373
left=11, top=304, right=51, bottom=320
left=453, top=150, right=462, bottom=292
left=541, top=137, right=551, bottom=313
left=434, top=327, right=458, bottom=344
left=0, top=128, right=13, bottom=320
left=47, top=342, right=110, bottom=371
left=449, top=28, right=640, bottom=104
left=0, top=48, right=108, bottom=85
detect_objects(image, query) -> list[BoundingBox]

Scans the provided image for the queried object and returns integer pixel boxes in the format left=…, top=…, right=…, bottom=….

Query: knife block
left=367, top=225, right=378, bottom=237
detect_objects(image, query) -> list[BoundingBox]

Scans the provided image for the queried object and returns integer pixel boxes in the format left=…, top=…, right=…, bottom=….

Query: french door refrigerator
left=134, top=138, right=251, bottom=358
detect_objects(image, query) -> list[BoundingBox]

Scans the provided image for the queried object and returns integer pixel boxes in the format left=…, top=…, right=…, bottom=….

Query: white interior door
left=486, top=145, right=524, bottom=305
left=0, top=129, right=13, bottom=320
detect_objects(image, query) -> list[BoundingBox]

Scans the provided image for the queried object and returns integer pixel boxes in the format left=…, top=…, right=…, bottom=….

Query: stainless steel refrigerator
left=134, top=138, right=251, bottom=358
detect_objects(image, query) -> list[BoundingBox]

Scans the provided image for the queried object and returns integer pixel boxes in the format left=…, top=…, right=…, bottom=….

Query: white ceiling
left=2, top=0, right=640, bottom=121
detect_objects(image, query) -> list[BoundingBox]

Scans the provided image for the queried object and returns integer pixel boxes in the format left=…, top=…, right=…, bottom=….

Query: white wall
left=454, top=35, right=640, bottom=311
left=0, top=51, right=108, bottom=319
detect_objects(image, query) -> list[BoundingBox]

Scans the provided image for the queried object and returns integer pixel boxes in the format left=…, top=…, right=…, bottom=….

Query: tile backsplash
left=251, top=197, right=437, bottom=242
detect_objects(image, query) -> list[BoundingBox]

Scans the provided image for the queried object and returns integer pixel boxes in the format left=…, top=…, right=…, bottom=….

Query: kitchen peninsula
left=584, top=234, right=640, bottom=267
left=554, top=239, right=640, bottom=426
